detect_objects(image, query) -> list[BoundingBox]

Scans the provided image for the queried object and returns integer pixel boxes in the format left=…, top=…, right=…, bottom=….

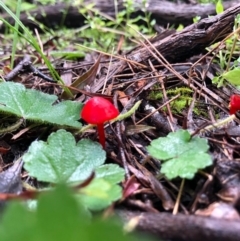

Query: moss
left=149, top=87, right=205, bottom=115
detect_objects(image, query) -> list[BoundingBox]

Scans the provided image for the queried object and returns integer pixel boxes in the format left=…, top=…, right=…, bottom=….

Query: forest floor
left=0, top=1, right=240, bottom=241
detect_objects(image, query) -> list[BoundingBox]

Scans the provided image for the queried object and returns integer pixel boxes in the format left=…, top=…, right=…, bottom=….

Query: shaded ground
left=1, top=1, right=240, bottom=241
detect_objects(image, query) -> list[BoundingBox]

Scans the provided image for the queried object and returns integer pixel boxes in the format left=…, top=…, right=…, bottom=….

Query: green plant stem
left=112, top=100, right=142, bottom=122
left=199, top=114, right=236, bottom=133
left=78, top=123, right=94, bottom=133
left=226, top=34, right=238, bottom=72
left=0, top=118, right=24, bottom=134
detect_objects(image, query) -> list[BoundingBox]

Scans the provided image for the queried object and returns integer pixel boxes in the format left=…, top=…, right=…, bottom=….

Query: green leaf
left=216, top=0, right=224, bottom=14
left=23, top=130, right=125, bottom=210
left=78, top=164, right=125, bottom=210
left=50, top=51, right=85, bottom=60
left=147, top=130, right=212, bottom=179
left=94, top=164, right=125, bottom=183
left=0, top=185, right=151, bottom=241
left=0, top=185, right=88, bottom=241
left=35, top=185, right=89, bottom=241
left=0, top=82, right=82, bottom=128
left=212, top=76, right=222, bottom=87
left=23, top=129, right=106, bottom=183
left=0, top=203, right=36, bottom=241
left=78, top=178, right=122, bottom=210
left=222, top=68, right=240, bottom=86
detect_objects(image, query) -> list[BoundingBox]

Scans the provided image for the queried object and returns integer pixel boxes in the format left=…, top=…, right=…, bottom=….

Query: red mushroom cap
left=81, top=97, right=119, bottom=124
left=230, top=95, right=240, bottom=115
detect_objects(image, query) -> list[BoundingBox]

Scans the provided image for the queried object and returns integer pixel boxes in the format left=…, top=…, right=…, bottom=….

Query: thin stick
left=76, top=44, right=147, bottom=68
left=173, top=178, right=185, bottom=215
left=102, top=47, right=114, bottom=94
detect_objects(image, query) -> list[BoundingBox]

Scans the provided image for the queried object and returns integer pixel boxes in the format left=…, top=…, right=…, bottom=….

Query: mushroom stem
left=97, top=123, right=105, bottom=149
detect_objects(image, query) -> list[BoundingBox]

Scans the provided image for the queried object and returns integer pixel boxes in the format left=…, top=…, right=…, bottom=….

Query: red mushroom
left=81, top=97, right=119, bottom=148
left=229, top=95, right=240, bottom=115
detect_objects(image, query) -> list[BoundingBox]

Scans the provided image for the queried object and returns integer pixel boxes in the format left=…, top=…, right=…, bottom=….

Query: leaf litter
left=0, top=3, right=240, bottom=241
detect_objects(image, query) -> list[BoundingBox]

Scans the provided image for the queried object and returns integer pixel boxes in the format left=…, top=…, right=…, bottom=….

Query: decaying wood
left=91, top=4, right=240, bottom=95
left=0, top=0, right=239, bottom=32
left=126, top=3, right=240, bottom=63
left=147, top=0, right=239, bottom=26
left=118, top=210, right=240, bottom=241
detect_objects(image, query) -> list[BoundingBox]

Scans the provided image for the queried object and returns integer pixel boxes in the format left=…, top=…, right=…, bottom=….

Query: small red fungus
left=81, top=96, right=119, bottom=148
left=229, top=95, right=240, bottom=115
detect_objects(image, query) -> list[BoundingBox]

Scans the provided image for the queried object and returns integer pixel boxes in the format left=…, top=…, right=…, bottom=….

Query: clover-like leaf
left=23, top=130, right=125, bottom=210
left=0, top=82, right=82, bottom=128
left=78, top=164, right=125, bottom=211
left=23, top=129, right=106, bottom=184
left=147, top=130, right=212, bottom=179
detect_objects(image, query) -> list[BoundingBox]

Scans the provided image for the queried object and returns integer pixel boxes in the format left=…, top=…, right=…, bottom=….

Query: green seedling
left=23, top=129, right=125, bottom=211
left=147, top=130, right=212, bottom=180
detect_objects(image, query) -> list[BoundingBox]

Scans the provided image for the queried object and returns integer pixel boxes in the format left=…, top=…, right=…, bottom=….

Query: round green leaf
left=94, top=164, right=125, bottom=183
left=147, top=130, right=212, bottom=179
left=76, top=164, right=125, bottom=211
left=78, top=179, right=123, bottom=211
left=23, top=130, right=106, bottom=183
